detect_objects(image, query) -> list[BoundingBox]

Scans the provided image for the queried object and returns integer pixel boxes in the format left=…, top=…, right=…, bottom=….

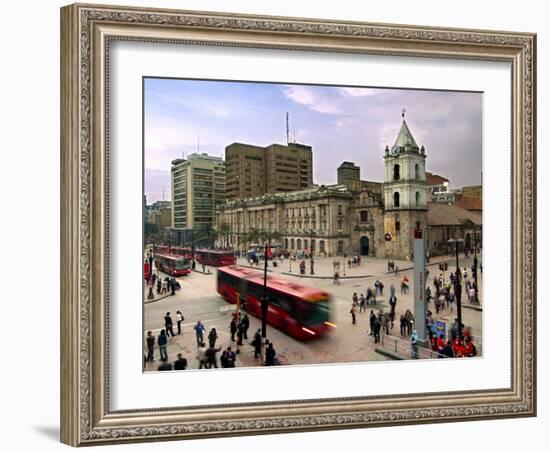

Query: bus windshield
left=301, top=299, right=331, bottom=326
left=175, top=258, right=189, bottom=269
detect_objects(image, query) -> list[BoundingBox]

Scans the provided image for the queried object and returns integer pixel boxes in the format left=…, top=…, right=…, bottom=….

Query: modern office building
left=171, top=153, right=225, bottom=243
left=225, top=142, right=313, bottom=200
left=337, top=161, right=361, bottom=186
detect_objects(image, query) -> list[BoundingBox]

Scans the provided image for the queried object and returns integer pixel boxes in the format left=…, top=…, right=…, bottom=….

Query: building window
left=337, top=240, right=344, bottom=254
left=319, top=240, right=325, bottom=253
left=338, top=220, right=343, bottom=231
left=393, top=164, right=400, bottom=181
left=415, top=164, right=420, bottom=180
left=337, top=205, right=342, bottom=215
left=291, top=238, right=295, bottom=250
left=311, top=240, right=316, bottom=252
left=297, top=239, right=302, bottom=250
left=396, top=219, right=401, bottom=233
left=304, top=239, right=308, bottom=249
left=416, top=221, right=421, bottom=230
left=393, top=192, right=400, bottom=207
left=415, top=191, right=420, bottom=206
left=360, top=210, right=368, bottom=222
left=285, top=238, right=288, bottom=249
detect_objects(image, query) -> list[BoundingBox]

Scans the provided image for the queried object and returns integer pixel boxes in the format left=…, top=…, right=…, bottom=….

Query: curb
left=236, top=264, right=374, bottom=280
left=144, top=293, right=173, bottom=304
left=374, top=348, right=405, bottom=360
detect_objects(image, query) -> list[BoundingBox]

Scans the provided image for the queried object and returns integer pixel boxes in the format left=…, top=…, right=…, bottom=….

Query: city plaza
left=143, top=252, right=483, bottom=371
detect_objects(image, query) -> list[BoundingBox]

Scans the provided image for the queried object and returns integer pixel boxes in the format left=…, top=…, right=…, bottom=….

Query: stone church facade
left=215, top=116, right=429, bottom=260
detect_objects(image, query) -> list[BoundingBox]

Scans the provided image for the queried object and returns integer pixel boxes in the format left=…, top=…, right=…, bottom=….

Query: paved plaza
left=143, top=253, right=483, bottom=371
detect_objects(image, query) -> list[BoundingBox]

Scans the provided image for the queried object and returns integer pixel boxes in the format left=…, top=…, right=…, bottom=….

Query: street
left=144, top=253, right=483, bottom=371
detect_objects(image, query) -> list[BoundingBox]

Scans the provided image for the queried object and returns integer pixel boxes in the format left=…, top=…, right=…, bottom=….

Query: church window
left=415, top=164, right=420, bottom=180
left=393, top=191, right=400, bottom=207
left=393, top=164, right=400, bottom=181
left=415, top=191, right=420, bottom=206
left=360, top=210, right=368, bottom=222
left=395, top=220, right=401, bottom=233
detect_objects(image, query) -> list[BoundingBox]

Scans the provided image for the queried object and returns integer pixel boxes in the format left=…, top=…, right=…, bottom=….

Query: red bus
left=155, top=245, right=192, bottom=258
left=195, top=249, right=236, bottom=267
left=217, top=266, right=333, bottom=340
left=154, top=253, right=191, bottom=277
left=144, top=261, right=151, bottom=281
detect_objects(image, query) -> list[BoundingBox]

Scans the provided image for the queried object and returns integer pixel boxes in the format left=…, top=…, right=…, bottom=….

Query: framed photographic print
left=60, top=3, right=536, bottom=446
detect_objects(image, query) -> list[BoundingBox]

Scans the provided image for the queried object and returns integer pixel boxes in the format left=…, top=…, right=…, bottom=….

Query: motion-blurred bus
left=217, top=266, right=333, bottom=340
left=195, top=249, right=236, bottom=267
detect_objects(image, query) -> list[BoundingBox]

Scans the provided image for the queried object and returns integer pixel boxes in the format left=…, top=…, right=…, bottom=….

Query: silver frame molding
left=60, top=3, right=536, bottom=446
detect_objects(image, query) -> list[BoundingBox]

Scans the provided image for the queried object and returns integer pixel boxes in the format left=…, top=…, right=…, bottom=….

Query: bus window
left=300, top=299, right=331, bottom=326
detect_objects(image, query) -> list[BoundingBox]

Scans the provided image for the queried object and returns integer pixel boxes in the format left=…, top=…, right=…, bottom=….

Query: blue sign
left=434, top=320, right=446, bottom=338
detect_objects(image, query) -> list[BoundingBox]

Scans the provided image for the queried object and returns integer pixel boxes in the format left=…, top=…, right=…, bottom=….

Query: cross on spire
left=401, top=108, right=407, bottom=120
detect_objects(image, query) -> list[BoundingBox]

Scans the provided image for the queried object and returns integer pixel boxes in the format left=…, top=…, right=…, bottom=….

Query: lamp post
left=448, top=238, right=465, bottom=339
left=147, top=250, right=155, bottom=300
left=472, top=226, right=480, bottom=305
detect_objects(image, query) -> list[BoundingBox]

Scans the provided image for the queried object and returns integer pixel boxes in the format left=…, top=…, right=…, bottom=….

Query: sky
left=144, top=78, right=482, bottom=204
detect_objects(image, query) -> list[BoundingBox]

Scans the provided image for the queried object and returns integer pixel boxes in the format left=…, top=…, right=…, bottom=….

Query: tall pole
left=473, top=227, right=479, bottom=305
left=261, top=240, right=270, bottom=359
left=455, top=240, right=463, bottom=340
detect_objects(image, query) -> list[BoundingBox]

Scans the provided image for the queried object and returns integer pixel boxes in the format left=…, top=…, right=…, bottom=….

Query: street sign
left=434, top=320, right=446, bottom=338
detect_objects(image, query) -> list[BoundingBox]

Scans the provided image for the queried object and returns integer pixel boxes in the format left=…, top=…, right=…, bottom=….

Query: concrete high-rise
left=171, top=153, right=225, bottom=242
left=225, top=142, right=313, bottom=200
left=337, top=161, right=360, bottom=186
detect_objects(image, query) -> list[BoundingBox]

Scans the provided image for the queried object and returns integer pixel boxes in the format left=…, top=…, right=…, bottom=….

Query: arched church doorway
left=360, top=236, right=370, bottom=256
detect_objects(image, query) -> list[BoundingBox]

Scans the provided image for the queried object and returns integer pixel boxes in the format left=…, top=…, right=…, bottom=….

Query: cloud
left=282, top=85, right=342, bottom=114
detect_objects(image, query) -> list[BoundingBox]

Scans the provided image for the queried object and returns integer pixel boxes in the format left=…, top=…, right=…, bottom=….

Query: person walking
left=372, top=316, right=381, bottom=343
left=226, top=346, right=236, bottom=367
left=208, top=328, right=218, bottom=348
left=265, top=342, right=276, bottom=366
left=206, top=346, right=221, bottom=368
left=399, top=314, right=407, bottom=336
left=359, top=294, right=366, bottom=312
left=230, top=318, right=238, bottom=342
left=176, top=310, right=184, bottom=335
left=146, top=330, right=155, bottom=362
left=253, top=329, right=262, bottom=358
left=369, top=310, right=376, bottom=335
left=389, top=294, right=397, bottom=316
left=194, top=320, right=206, bottom=346
left=158, top=329, right=168, bottom=362
left=164, top=312, right=176, bottom=337
left=410, top=330, right=419, bottom=359
left=197, top=343, right=208, bottom=369
left=241, top=314, right=250, bottom=340
left=350, top=303, right=358, bottom=325
left=173, top=353, right=188, bottom=370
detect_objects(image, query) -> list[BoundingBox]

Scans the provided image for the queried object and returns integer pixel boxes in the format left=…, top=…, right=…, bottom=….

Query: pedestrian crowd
left=145, top=308, right=279, bottom=370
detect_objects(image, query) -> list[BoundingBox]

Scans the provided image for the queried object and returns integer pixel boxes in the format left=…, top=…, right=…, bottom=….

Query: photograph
left=142, top=78, right=484, bottom=371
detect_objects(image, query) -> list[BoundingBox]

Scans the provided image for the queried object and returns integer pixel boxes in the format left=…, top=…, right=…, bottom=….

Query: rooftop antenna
left=162, top=187, right=165, bottom=201
left=293, top=130, right=296, bottom=144
left=286, top=112, right=290, bottom=145
left=197, top=135, right=200, bottom=153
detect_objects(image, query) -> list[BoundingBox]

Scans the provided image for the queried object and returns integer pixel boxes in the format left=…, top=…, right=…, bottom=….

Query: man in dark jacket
left=146, top=330, right=155, bottom=362
left=164, top=312, right=175, bottom=337
left=158, top=361, right=172, bottom=371
left=253, top=329, right=262, bottom=358
left=230, top=318, right=238, bottom=341
left=265, top=342, right=276, bottom=366
left=173, top=353, right=187, bottom=370
left=241, top=314, right=250, bottom=339
left=157, top=329, right=168, bottom=361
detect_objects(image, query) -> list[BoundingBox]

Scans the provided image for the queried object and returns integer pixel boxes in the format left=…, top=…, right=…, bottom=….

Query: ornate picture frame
left=60, top=3, right=536, bottom=446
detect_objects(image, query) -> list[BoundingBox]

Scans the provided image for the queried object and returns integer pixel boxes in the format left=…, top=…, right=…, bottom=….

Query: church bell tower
left=383, top=111, right=428, bottom=259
